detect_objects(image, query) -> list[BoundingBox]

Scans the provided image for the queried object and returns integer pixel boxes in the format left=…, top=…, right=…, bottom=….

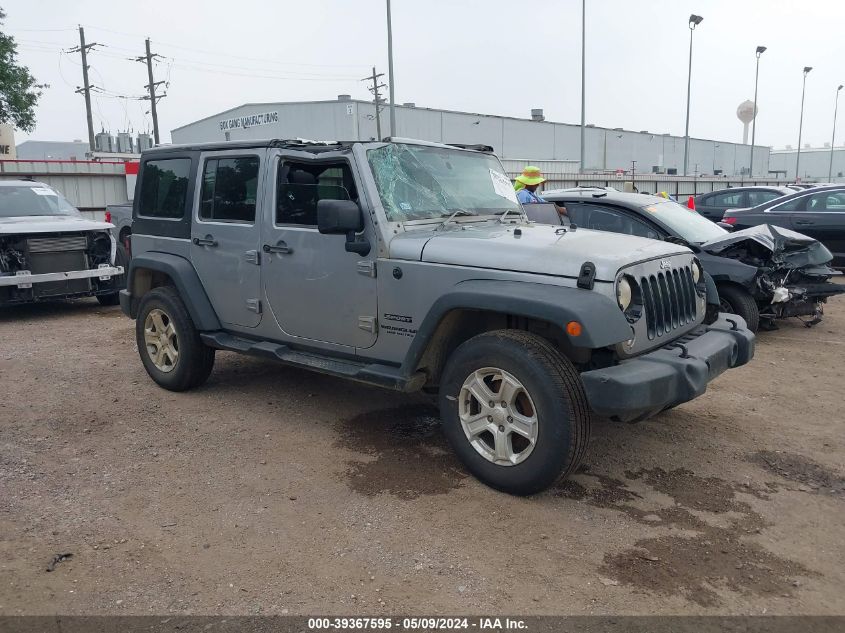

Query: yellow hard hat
left=515, top=165, right=546, bottom=186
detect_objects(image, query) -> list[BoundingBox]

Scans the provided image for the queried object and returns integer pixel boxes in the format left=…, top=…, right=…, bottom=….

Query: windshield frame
left=362, top=141, right=525, bottom=227
left=0, top=183, right=82, bottom=219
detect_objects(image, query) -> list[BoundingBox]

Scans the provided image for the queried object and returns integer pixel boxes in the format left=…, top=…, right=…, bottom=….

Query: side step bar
left=199, top=331, right=425, bottom=393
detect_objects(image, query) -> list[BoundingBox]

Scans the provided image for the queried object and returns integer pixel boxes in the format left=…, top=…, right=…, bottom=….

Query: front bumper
left=0, top=265, right=124, bottom=288
left=580, top=314, right=755, bottom=422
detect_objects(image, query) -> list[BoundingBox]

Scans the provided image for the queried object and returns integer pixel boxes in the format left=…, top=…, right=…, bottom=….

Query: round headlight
left=692, top=259, right=702, bottom=283
left=617, top=277, right=632, bottom=310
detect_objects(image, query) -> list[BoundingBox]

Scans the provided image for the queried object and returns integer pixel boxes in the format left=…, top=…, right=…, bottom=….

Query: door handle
left=794, top=220, right=814, bottom=226
left=193, top=236, right=218, bottom=247
left=263, top=242, right=293, bottom=255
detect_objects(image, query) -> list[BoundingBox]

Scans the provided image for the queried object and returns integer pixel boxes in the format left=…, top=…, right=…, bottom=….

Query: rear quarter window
left=138, top=158, right=191, bottom=218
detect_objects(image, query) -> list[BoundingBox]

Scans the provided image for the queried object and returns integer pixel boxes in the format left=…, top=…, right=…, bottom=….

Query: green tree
left=0, top=7, right=45, bottom=132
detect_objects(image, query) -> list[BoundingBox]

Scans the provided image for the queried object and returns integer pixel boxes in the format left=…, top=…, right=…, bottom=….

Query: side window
left=276, top=161, right=358, bottom=226
left=563, top=201, right=587, bottom=226
left=199, top=156, right=260, bottom=223
left=747, top=190, right=782, bottom=206
left=710, top=191, right=745, bottom=208
left=771, top=195, right=808, bottom=212
left=581, top=204, right=661, bottom=240
left=138, top=158, right=191, bottom=218
left=806, top=191, right=845, bottom=212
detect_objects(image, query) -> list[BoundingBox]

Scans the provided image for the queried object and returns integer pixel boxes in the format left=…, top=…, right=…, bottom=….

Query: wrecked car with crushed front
left=539, top=189, right=845, bottom=332
left=0, top=180, right=126, bottom=307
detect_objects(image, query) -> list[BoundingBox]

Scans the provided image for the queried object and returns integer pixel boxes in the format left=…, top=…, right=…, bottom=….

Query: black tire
left=717, top=284, right=760, bottom=333
left=438, top=330, right=590, bottom=496
left=136, top=286, right=215, bottom=391
left=96, top=243, right=128, bottom=306
left=119, top=229, right=132, bottom=257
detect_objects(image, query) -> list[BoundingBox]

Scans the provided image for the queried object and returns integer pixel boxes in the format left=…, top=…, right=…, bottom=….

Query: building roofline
left=171, top=99, right=769, bottom=149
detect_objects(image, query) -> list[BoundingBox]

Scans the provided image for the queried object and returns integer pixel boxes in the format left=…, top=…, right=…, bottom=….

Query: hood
left=701, top=224, right=833, bottom=269
left=390, top=221, right=691, bottom=281
left=0, top=215, right=114, bottom=235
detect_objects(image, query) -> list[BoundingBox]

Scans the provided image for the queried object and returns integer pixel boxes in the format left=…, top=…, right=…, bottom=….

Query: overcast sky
left=6, top=0, right=845, bottom=150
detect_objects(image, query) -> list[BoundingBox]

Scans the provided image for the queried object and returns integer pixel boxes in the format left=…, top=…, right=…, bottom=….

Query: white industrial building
left=769, top=146, right=845, bottom=182
left=170, top=96, right=771, bottom=177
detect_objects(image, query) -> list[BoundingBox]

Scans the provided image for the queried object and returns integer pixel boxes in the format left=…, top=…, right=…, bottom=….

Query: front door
left=262, top=154, right=378, bottom=349
left=190, top=151, right=264, bottom=328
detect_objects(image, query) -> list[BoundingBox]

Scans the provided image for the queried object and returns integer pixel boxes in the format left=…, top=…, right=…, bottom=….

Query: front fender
left=402, top=279, right=631, bottom=373
left=124, top=252, right=221, bottom=331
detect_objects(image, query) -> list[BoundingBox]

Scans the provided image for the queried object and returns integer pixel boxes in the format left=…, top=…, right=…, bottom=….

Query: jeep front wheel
left=438, top=330, right=590, bottom=496
left=136, top=286, right=215, bottom=391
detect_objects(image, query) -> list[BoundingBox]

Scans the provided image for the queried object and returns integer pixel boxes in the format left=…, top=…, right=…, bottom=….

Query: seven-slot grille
left=27, top=235, right=88, bottom=253
left=640, top=265, right=697, bottom=340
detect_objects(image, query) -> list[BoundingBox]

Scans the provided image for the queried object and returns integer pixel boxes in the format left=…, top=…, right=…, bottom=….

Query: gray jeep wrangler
left=121, top=138, right=754, bottom=495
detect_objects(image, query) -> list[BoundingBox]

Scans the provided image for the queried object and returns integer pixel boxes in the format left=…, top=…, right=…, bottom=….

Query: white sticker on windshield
left=399, top=202, right=412, bottom=211
left=31, top=187, right=57, bottom=196
left=489, top=169, right=518, bottom=203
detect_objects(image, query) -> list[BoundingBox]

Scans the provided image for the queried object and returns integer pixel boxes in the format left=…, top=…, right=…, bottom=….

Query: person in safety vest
left=514, top=166, right=567, bottom=220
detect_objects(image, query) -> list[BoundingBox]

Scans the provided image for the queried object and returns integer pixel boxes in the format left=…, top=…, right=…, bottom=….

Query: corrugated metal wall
left=172, top=100, right=772, bottom=177
left=0, top=160, right=130, bottom=211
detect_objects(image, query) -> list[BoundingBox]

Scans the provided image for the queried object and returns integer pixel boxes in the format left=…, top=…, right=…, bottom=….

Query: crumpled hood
left=701, top=224, right=833, bottom=269
left=0, top=215, right=113, bottom=234
left=390, top=221, right=691, bottom=281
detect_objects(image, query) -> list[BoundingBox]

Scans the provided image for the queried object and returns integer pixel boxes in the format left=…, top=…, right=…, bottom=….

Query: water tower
left=737, top=100, right=757, bottom=144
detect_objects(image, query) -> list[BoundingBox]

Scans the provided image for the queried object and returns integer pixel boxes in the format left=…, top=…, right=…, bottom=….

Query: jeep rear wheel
left=438, top=330, right=590, bottom=496
left=136, top=286, right=215, bottom=391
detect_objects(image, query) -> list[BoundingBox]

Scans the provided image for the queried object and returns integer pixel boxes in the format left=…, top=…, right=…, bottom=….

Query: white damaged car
left=0, top=180, right=126, bottom=307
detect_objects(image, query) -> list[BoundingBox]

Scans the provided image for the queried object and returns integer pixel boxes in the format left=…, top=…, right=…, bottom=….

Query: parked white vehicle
left=0, top=180, right=126, bottom=306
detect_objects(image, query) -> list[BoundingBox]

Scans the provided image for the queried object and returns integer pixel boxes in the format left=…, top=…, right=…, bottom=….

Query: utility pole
left=385, top=0, right=396, bottom=137
left=362, top=67, right=386, bottom=140
left=68, top=27, right=98, bottom=152
left=579, top=0, right=586, bottom=173
left=796, top=66, right=812, bottom=181
left=136, top=39, right=166, bottom=145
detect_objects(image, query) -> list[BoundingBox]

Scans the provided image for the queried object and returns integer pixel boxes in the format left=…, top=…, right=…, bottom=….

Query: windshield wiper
left=437, top=209, right=476, bottom=230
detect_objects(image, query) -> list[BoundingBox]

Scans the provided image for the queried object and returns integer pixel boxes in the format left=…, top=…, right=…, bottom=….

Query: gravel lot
left=1, top=297, right=843, bottom=615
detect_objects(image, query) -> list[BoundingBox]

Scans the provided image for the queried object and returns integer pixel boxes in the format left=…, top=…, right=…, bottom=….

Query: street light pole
left=579, top=0, right=586, bottom=173
left=829, top=84, right=843, bottom=182
left=796, top=66, right=813, bottom=181
left=386, top=0, right=396, bottom=137
left=749, top=46, right=766, bottom=176
left=683, top=14, right=703, bottom=177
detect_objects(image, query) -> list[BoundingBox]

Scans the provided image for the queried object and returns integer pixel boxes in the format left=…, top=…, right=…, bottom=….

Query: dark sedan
left=694, top=186, right=793, bottom=222
left=722, top=185, right=845, bottom=268
left=535, top=189, right=844, bottom=331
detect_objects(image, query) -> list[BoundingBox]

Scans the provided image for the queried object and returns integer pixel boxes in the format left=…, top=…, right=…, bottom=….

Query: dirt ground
left=0, top=297, right=843, bottom=616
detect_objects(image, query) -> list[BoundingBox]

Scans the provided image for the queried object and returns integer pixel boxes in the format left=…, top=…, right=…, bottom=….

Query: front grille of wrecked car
left=27, top=235, right=88, bottom=253
left=640, top=266, right=698, bottom=340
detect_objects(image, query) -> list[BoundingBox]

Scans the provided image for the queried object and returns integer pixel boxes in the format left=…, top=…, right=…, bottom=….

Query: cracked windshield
left=367, top=143, right=521, bottom=222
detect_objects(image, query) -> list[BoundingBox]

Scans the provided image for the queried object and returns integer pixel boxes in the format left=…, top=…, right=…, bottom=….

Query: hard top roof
left=142, top=136, right=483, bottom=156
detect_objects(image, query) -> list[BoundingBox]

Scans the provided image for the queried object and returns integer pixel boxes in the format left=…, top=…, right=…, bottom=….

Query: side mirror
left=316, top=199, right=370, bottom=256
left=317, top=199, right=363, bottom=234
left=716, top=221, right=735, bottom=232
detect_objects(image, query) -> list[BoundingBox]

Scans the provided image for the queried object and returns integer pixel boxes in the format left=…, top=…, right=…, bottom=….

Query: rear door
left=702, top=190, right=746, bottom=222
left=790, top=190, right=845, bottom=266
left=190, top=151, right=265, bottom=329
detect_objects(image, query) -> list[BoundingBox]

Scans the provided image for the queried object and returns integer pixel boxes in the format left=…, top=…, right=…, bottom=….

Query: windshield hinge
left=357, top=261, right=377, bottom=278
